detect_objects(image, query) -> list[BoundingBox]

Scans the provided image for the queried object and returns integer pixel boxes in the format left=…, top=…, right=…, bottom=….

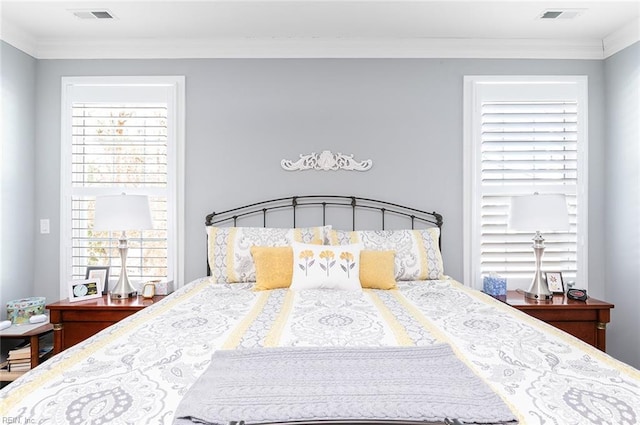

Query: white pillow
left=329, top=228, right=444, bottom=281
left=206, top=226, right=330, bottom=283
left=290, top=242, right=362, bottom=291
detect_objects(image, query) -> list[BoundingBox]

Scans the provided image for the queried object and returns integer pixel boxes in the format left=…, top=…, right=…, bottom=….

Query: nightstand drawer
left=59, top=322, right=115, bottom=350
left=523, top=308, right=599, bottom=322
left=503, top=290, right=614, bottom=351
left=47, top=295, right=164, bottom=354
left=59, top=310, right=137, bottom=323
left=547, top=321, right=598, bottom=347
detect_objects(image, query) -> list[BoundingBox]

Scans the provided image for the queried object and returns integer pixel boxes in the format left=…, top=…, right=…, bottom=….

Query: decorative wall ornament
left=281, top=150, right=373, bottom=172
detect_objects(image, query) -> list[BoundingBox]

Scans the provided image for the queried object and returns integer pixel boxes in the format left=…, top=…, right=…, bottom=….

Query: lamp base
left=524, top=271, right=554, bottom=301
left=525, top=233, right=554, bottom=301
left=109, top=240, right=138, bottom=300
left=110, top=289, right=137, bottom=300
left=109, top=277, right=138, bottom=299
left=524, top=290, right=553, bottom=301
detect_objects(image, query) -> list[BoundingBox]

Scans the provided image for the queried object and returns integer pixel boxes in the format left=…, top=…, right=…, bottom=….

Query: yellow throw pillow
left=250, top=246, right=294, bottom=291
left=360, top=250, right=397, bottom=290
left=207, top=226, right=330, bottom=283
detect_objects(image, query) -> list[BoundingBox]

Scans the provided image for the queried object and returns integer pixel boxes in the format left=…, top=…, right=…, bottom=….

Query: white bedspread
left=1, top=277, right=639, bottom=424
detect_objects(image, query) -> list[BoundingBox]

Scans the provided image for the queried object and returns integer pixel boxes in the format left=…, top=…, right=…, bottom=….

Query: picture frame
left=141, top=283, right=156, bottom=299
left=68, top=279, right=102, bottom=302
left=86, top=266, right=110, bottom=295
left=545, top=271, right=565, bottom=293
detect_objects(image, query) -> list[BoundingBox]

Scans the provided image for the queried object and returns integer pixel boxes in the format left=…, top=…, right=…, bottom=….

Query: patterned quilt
left=1, top=277, right=639, bottom=424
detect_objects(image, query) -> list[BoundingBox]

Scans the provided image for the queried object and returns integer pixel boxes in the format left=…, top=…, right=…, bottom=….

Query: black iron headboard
left=205, top=195, right=443, bottom=276
left=205, top=195, right=442, bottom=275
left=206, top=195, right=442, bottom=230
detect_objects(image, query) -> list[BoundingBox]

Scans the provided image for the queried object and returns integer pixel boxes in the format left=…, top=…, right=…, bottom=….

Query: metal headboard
left=205, top=195, right=443, bottom=275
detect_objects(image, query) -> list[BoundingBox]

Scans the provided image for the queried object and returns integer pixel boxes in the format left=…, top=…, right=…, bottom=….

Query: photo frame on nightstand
left=86, top=266, right=110, bottom=295
left=545, top=271, right=565, bottom=293
left=68, top=279, right=102, bottom=302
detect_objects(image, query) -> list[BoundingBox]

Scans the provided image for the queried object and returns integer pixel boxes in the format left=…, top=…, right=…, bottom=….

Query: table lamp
left=94, top=194, right=153, bottom=299
left=508, top=193, right=569, bottom=301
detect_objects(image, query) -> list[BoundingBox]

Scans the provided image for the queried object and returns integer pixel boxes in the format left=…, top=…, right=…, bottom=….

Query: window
left=61, top=77, right=184, bottom=298
left=463, top=76, right=588, bottom=290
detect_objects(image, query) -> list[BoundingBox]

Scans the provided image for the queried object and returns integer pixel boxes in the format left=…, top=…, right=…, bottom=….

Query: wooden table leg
left=596, top=308, right=611, bottom=352
left=596, top=321, right=607, bottom=352
left=29, top=334, right=40, bottom=368
left=52, top=323, right=64, bottom=355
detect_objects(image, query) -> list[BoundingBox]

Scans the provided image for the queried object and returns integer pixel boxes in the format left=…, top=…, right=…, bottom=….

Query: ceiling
left=1, top=1, right=639, bottom=59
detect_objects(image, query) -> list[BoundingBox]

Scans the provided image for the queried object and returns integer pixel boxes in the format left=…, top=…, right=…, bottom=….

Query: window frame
left=463, top=75, right=588, bottom=290
left=60, top=76, right=185, bottom=298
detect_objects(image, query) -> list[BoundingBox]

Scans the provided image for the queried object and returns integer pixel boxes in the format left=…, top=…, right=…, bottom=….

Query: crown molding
left=603, top=17, right=640, bottom=58
left=0, top=19, right=38, bottom=58
left=10, top=36, right=606, bottom=60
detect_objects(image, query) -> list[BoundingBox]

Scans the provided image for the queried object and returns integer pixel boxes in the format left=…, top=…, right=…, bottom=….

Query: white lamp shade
left=508, top=193, right=569, bottom=232
left=94, top=194, right=153, bottom=231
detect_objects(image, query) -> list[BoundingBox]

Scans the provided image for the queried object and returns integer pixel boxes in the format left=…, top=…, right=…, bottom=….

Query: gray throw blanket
left=173, top=345, right=517, bottom=425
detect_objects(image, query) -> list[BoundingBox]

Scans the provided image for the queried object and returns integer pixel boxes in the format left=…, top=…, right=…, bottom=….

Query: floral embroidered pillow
left=290, top=242, right=362, bottom=291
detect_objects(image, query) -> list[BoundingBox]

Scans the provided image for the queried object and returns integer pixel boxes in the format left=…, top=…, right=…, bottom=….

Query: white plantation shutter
left=464, top=77, right=587, bottom=290
left=71, top=103, right=169, bottom=281
left=61, top=77, right=184, bottom=297
left=481, top=101, right=578, bottom=280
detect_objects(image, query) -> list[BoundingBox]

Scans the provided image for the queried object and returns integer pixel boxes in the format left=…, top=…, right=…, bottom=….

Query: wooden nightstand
left=0, top=323, right=54, bottom=381
left=46, top=295, right=164, bottom=354
left=500, top=290, right=614, bottom=352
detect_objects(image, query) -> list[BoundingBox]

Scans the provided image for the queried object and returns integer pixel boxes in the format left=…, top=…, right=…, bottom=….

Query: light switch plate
left=40, top=219, right=50, bottom=234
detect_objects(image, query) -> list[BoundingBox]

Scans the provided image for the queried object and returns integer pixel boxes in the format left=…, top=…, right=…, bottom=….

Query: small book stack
left=7, top=344, right=32, bottom=372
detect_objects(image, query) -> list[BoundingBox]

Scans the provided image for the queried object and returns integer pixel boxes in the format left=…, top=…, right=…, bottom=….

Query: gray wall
left=0, top=41, right=36, bottom=319
left=8, top=44, right=635, bottom=360
left=605, top=42, right=640, bottom=368
left=32, top=58, right=607, bottom=306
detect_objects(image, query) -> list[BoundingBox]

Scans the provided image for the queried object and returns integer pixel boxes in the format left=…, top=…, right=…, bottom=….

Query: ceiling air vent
left=539, top=9, right=585, bottom=20
left=69, top=9, right=116, bottom=20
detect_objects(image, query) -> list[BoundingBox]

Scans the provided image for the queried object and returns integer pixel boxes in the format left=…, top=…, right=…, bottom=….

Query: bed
left=1, top=195, right=639, bottom=425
